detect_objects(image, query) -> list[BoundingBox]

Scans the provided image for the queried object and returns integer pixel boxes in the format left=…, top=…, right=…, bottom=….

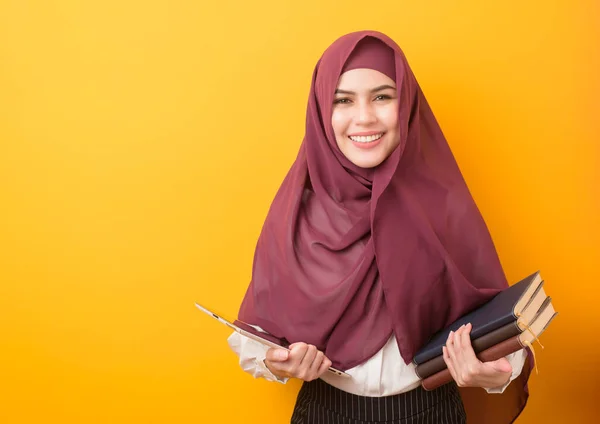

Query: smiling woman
left=0, top=0, right=597, bottom=422
left=331, top=39, right=401, bottom=169
left=227, top=31, right=532, bottom=424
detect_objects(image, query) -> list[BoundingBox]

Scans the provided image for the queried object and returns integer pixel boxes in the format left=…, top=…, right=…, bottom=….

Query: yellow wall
left=1, top=1, right=598, bottom=422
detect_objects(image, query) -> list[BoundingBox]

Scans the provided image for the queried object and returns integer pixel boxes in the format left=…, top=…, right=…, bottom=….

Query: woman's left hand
left=442, top=323, right=512, bottom=389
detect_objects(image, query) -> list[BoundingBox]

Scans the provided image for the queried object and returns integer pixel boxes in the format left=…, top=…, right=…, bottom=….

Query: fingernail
left=277, top=350, right=288, bottom=360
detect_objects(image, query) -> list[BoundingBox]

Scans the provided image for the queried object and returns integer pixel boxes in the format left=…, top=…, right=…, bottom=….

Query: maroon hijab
left=239, top=30, right=531, bottom=421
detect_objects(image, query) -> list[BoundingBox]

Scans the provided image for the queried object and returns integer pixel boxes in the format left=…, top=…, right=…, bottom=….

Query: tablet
left=194, top=302, right=350, bottom=378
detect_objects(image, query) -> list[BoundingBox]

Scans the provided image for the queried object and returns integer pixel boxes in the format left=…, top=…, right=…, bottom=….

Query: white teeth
left=349, top=133, right=383, bottom=143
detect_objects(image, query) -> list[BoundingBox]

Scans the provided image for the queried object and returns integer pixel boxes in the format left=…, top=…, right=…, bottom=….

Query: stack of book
left=414, top=271, right=558, bottom=391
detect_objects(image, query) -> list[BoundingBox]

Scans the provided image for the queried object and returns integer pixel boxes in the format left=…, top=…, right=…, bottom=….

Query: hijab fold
left=238, top=30, right=532, bottom=423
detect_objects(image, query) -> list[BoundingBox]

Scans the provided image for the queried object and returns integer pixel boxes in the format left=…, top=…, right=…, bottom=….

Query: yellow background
left=1, top=1, right=598, bottom=422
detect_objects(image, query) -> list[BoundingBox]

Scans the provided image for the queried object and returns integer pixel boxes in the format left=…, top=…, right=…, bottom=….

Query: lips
left=348, top=132, right=385, bottom=149
left=348, top=133, right=384, bottom=143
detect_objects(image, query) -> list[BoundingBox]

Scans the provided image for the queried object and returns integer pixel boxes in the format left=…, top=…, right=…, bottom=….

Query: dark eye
left=374, top=94, right=392, bottom=101
left=333, top=98, right=351, bottom=105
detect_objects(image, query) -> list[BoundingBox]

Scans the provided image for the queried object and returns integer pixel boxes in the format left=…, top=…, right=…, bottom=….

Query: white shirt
left=227, top=329, right=527, bottom=396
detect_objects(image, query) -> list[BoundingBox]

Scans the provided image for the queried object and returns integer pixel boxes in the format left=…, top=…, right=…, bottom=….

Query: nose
left=356, top=101, right=377, bottom=125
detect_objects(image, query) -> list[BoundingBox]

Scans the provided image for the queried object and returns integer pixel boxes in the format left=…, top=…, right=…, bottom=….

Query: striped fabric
left=290, top=379, right=466, bottom=424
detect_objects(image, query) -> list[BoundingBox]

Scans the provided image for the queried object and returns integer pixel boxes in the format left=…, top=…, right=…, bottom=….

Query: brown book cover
left=413, top=272, right=546, bottom=366
left=421, top=336, right=522, bottom=391
left=415, top=321, right=521, bottom=379
left=415, top=283, right=549, bottom=379
left=421, top=298, right=557, bottom=391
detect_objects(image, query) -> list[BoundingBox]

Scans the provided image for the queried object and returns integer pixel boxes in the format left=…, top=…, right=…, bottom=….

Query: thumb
left=489, top=357, right=512, bottom=373
left=265, top=348, right=289, bottom=362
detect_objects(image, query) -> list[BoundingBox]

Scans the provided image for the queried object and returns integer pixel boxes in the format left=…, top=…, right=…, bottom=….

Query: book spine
left=415, top=321, right=521, bottom=379
left=421, top=336, right=522, bottom=391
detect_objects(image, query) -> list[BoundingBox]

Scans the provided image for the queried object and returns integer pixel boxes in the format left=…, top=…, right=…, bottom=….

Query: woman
left=228, top=30, right=532, bottom=423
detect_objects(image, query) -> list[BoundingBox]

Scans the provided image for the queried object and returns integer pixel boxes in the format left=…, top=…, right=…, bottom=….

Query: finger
left=484, top=358, right=512, bottom=374
left=300, top=345, right=318, bottom=370
left=443, top=346, right=459, bottom=384
left=446, top=331, right=458, bottom=362
left=265, top=348, right=289, bottom=363
left=263, top=359, right=288, bottom=378
left=476, top=359, right=512, bottom=388
left=308, top=350, right=325, bottom=377
left=454, top=324, right=483, bottom=386
left=448, top=326, right=472, bottom=386
left=316, top=356, right=333, bottom=377
left=290, top=344, right=317, bottom=380
left=494, top=358, right=513, bottom=373
left=451, top=325, right=471, bottom=365
left=452, top=325, right=465, bottom=351
left=289, top=343, right=309, bottom=364
left=264, top=349, right=290, bottom=378
left=458, top=323, right=478, bottom=363
left=288, top=342, right=306, bottom=351
left=285, top=343, right=309, bottom=377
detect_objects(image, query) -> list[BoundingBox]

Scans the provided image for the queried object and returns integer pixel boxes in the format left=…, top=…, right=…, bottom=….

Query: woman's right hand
left=264, top=342, right=332, bottom=381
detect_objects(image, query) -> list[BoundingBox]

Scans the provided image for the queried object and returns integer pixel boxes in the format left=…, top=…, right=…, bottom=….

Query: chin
left=348, top=156, right=385, bottom=169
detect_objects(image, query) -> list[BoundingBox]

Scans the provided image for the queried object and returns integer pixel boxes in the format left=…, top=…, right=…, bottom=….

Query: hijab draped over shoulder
left=239, top=30, right=532, bottom=423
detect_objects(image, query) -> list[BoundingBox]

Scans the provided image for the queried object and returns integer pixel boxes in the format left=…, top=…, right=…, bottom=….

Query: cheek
left=380, top=106, right=400, bottom=146
left=331, top=110, right=349, bottom=138
left=380, top=106, right=399, bottom=130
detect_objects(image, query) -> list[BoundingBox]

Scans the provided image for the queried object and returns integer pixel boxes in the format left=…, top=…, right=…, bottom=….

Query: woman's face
left=331, top=68, right=400, bottom=169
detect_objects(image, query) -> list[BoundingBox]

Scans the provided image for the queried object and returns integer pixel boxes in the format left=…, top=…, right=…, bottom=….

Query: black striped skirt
left=290, top=379, right=466, bottom=424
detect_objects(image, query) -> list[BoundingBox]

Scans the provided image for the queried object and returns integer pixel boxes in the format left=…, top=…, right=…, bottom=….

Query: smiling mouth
left=348, top=133, right=384, bottom=143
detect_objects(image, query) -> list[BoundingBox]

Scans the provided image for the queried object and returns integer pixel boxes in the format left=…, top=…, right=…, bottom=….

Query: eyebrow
left=334, top=84, right=397, bottom=95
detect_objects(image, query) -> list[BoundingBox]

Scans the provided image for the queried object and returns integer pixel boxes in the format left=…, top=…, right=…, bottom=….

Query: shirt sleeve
left=484, top=348, right=527, bottom=394
left=227, top=331, right=289, bottom=384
